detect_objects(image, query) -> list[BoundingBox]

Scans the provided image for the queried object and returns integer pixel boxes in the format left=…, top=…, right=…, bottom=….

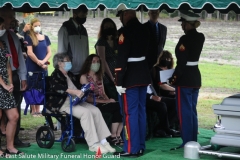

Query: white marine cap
left=178, top=10, right=200, bottom=21
left=116, top=4, right=131, bottom=17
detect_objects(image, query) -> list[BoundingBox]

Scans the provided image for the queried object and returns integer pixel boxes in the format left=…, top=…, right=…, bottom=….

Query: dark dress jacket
left=115, top=18, right=151, bottom=88
left=144, top=21, right=167, bottom=69
left=46, top=69, right=81, bottom=112
left=169, top=29, right=205, bottom=87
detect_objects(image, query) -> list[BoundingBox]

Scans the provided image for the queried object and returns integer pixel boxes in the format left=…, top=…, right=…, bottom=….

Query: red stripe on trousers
left=177, top=87, right=182, bottom=130
left=123, top=94, right=131, bottom=153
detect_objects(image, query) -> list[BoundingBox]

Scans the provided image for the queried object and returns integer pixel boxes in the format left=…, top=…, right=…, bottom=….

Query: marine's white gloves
left=116, top=86, right=126, bottom=95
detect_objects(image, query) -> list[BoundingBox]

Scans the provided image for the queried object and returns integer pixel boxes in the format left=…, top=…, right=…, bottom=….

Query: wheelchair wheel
left=61, top=137, right=75, bottom=152
left=36, top=126, right=55, bottom=148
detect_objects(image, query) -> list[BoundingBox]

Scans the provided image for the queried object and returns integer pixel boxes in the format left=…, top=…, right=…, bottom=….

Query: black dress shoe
left=113, top=151, right=139, bottom=157
left=154, top=130, right=172, bottom=138
left=170, top=146, right=182, bottom=150
left=138, top=149, right=144, bottom=156
left=166, top=129, right=181, bottom=137
left=14, top=139, right=31, bottom=148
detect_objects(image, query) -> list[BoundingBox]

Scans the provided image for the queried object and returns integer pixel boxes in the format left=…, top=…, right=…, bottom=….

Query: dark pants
left=176, top=87, right=199, bottom=147
left=146, top=99, right=169, bottom=131
left=97, top=102, right=122, bottom=123
left=120, top=86, right=147, bottom=154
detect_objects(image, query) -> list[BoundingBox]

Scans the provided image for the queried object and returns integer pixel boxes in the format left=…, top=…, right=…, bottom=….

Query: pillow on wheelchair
left=72, top=83, right=94, bottom=106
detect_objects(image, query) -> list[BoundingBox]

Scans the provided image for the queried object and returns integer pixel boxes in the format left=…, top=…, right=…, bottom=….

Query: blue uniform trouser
left=175, top=87, right=199, bottom=147
left=119, top=86, right=147, bottom=153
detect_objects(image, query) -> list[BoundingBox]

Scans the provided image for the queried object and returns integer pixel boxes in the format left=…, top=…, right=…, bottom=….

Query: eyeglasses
left=62, top=60, right=70, bottom=62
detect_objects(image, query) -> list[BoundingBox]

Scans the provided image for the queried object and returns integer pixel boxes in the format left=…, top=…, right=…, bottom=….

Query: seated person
left=151, top=50, right=175, bottom=98
left=46, top=53, right=116, bottom=154
left=146, top=85, right=180, bottom=137
left=80, top=54, right=123, bottom=146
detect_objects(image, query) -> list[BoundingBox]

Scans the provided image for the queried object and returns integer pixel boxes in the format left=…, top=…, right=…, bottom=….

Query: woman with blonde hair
left=25, top=18, right=51, bottom=117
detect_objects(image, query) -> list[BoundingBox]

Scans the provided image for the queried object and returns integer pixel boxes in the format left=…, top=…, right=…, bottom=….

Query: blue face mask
left=63, top=62, right=72, bottom=72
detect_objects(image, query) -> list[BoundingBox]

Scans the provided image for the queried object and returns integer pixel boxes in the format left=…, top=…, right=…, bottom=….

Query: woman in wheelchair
left=80, top=54, right=124, bottom=146
left=46, top=53, right=115, bottom=154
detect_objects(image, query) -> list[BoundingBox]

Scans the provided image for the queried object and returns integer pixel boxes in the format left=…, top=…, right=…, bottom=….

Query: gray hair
left=53, top=53, right=69, bottom=69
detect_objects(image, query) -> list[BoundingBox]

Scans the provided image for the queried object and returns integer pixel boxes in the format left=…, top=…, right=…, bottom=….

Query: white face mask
left=33, top=26, right=41, bottom=33
left=0, top=29, right=6, bottom=37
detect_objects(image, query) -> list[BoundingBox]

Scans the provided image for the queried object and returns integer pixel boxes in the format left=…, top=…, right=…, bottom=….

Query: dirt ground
left=11, top=15, right=239, bottom=145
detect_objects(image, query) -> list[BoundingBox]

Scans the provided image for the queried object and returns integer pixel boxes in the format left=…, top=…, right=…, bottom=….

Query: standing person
left=80, top=54, right=123, bottom=146
left=57, top=5, right=89, bottom=79
left=0, top=6, right=30, bottom=148
left=168, top=11, right=205, bottom=150
left=25, top=18, right=51, bottom=117
left=0, top=17, right=23, bottom=156
left=144, top=9, right=167, bottom=69
left=95, top=18, right=118, bottom=101
left=113, top=5, right=151, bottom=157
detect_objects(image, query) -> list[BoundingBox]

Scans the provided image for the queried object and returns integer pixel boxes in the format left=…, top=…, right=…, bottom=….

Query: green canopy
left=1, top=0, right=240, bottom=13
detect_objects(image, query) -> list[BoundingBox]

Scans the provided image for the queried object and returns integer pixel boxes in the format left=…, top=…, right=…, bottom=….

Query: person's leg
left=161, top=97, right=178, bottom=128
left=59, top=103, right=99, bottom=147
left=4, top=108, right=23, bottom=154
left=30, top=105, right=36, bottom=115
left=123, top=87, right=140, bottom=154
left=176, top=87, right=193, bottom=147
left=0, top=112, right=6, bottom=135
left=192, top=88, right=199, bottom=142
left=138, top=86, right=147, bottom=152
left=12, top=71, right=30, bottom=147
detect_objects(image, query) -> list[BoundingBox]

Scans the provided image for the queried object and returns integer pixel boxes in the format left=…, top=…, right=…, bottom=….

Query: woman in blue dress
left=25, top=18, right=51, bottom=117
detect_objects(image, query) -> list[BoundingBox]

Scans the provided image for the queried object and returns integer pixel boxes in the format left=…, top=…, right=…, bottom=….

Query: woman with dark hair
left=47, top=53, right=116, bottom=154
left=95, top=18, right=118, bottom=101
left=151, top=50, right=175, bottom=98
left=80, top=54, right=124, bottom=146
left=25, top=18, right=51, bottom=117
left=0, top=17, right=23, bottom=156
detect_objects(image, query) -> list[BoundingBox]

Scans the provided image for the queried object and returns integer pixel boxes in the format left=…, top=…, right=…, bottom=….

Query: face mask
left=63, top=62, right=72, bottom=72
left=0, top=29, right=6, bottom=37
left=160, top=59, right=171, bottom=67
left=75, top=17, right=86, bottom=25
left=15, top=27, right=19, bottom=33
left=103, top=28, right=116, bottom=36
left=33, top=26, right=41, bottom=33
left=90, top=63, right=100, bottom=72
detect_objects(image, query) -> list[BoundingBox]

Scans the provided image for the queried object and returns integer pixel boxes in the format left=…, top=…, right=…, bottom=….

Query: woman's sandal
left=0, top=150, right=9, bottom=158
left=117, top=136, right=124, bottom=146
left=109, top=137, right=120, bottom=145
left=5, top=149, right=24, bottom=155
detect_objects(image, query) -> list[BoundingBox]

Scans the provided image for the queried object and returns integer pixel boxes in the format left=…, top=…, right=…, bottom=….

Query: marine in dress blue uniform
left=113, top=4, right=151, bottom=157
left=168, top=11, right=205, bottom=150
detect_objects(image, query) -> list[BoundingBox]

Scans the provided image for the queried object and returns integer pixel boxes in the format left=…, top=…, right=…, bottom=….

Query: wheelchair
left=24, top=72, right=83, bottom=152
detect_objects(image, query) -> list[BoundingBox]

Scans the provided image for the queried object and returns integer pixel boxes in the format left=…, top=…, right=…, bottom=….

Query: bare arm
left=42, top=45, right=52, bottom=64
left=159, top=83, right=175, bottom=92
left=96, top=46, right=114, bottom=82
left=80, top=74, right=114, bottom=104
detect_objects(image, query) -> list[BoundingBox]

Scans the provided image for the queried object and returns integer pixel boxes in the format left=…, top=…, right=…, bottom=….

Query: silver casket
left=211, top=94, right=240, bottom=147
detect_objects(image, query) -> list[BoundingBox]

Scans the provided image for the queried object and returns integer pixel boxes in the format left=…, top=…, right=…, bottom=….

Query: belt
left=127, top=56, right=145, bottom=62
left=186, top=61, right=198, bottom=66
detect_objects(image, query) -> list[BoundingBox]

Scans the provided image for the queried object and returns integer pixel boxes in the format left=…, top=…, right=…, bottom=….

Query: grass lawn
left=22, top=40, right=240, bottom=130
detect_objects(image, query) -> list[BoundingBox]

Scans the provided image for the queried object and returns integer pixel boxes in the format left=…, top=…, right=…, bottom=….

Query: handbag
left=72, top=82, right=95, bottom=106
left=23, top=72, right=45, bottom=115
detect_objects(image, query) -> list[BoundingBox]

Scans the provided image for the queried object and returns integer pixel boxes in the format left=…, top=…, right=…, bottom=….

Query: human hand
left=75, top=90, right=84, bottom=98
left=8, top=84, right=14, bottom=93
left=152, top=95, right=161, bottom=102
left=116, top=86, right=126, bottom=95
left=37, top=60, right=45, bottom=66
left=20, top=80, right=27, bottom=91
left=169, top=91, right=175, bottom=95
left=108, top=98, right=116, bottom=103
left=41, top=64, right=48, bottom=70
left=3, top=84, right=14, bottom=92
left=23, top=23, right=31, bottom=32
